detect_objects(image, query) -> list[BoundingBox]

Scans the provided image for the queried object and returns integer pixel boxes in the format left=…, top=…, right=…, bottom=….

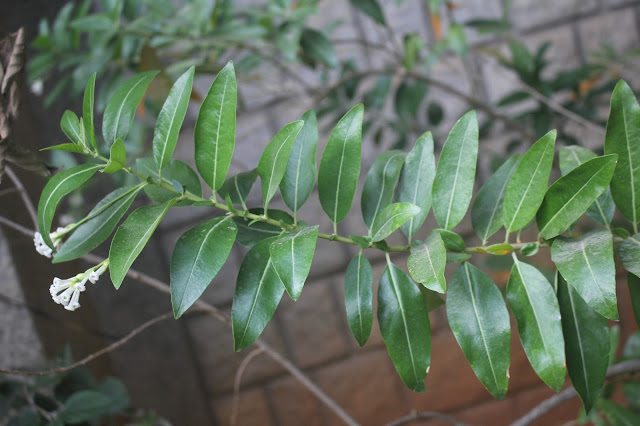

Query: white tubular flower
left=50, top=261, right=107, bottom=311
left=34, top=225, right=74, bottom=258
left=88, top=261, right=109, bottom=284
left=34, top=232, right=54, bottom=258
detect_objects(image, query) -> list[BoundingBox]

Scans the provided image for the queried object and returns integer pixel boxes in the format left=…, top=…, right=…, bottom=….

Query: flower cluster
left=50, top=261, right=108, bottom=311
left=33, top=225, right=73, bottom=258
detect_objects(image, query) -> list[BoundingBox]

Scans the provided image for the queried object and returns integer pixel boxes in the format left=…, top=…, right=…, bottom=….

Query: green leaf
left=171, top=216, right=237, bottom=318
left=349, top=0, right=386, bottom=25
left=194, top=61, right=237, bottom=192
left=280, top=110, right=318, bottom=214
left=617, top=233, right=640, bottom=277
left=83, top=72, right=97, bottom=150
left=397, top=132, right=436, bottom=238
left=218, top=169, right=258, bottom=208
left=370, top=202, right=420, bottom=242
left=134, top=158, right=202, bottom=206
left=378, top=260, right=431, bottom=392
left=97, top=377, right=130, bottom=416
left=345, top=253, right=373, bottom=346
left=41, top=143, right=86, bottom=153
left=61, top=110, right=84, bottom=145
left=604, top=80, right=640, bottom=224
left=484, top=243, right=514, bottom=255
left=599, top=400, right=640, bottom=424
left=446, top=262, right=510, bottom=399
left=258, top=121, right=304, bottom=210
left=269, top=225, right=318, bottom=300
left=407, top=232, right=446, bottom=293
left=54, top=186, right=142, bottom=263
left=102, top=138, right=126, bottom=173
left=557, top=275, right=609, bottom=414
left=628, top=272, right=640, bottom=329
left=349, top=235, right=371, bottom=248
left=432, top=110, right=478, bottom=230
left=61, top=390, right=113, bottom=424
left=234, top=208, right=293, bottom=248
left=433, top=228, right=465, bottom=252
left=153, top=66, right=195, bottom=172
left=232, top=236, right=285, bottom=351
left=520, top=242, right=539, bottom=256
left=300, top=28, right=338, bottom=68
left=37, top=164, right=101, bottom=248
left=102, top=70, right=158, bottom=146
left=361, top=150, right=406, bottom=230
left=447, top=23, right=468, bottom=56
left=551, top=229, right=618, bottom=320
left=471, top=154, right=522, bottom=244
left=446, top=252, right=471, bottom=264
left=537, top=155, right=617, bottom=239
left=109, top=199, right=176, bottom=289
left=507, top=259, right=565, bottom=391
left=503, top=130, right=556, bottom=233
left=318, top=104, right=364, bottom=224
left=559, top=146, right=615, bottom=226
left=70, top=15, right=114, bottom=32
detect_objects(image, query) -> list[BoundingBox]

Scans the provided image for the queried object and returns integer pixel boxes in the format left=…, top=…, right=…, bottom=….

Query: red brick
left=213, top=388, right=274, bottom=426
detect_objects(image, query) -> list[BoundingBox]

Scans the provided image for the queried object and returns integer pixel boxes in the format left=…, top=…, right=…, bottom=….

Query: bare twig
left=4, top=166, right=37, bottom=228
left=0, top=187, right=18, bottom=198
left=386, top=410, right=467, bottom=426
left=230, top=348, right=265, bottom=426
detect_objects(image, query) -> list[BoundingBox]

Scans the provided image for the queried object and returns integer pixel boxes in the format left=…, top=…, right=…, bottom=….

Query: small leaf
left=616, top=233, right=640, bottom=277
left=361, top=150, right=406, bottom=230
left=37, top=164, right=102, bottom=248
left=234, top=208, right=293, bottom=248
left=218, top=169, right=258, bottom=208
left=102, top=70, right=158, bottom=146
left=41, top=143, right=86, bottom=153
left=407, top=232, right=446, bottom=293
left=432, top=110, right=478, bottom=230
left=446, top=252, right=471, bottom=263
left=349, top=0, right=386, bottom=25
left=269, top=225, right=318, bottom=300
left=109, top=199, right=176, bottom=289
left=503, top=130, right=556, bottom=233
left=83, top=72, right=97, bottom=150
left=537, top=155, right=617, bottom=239
left=378, top=261, right=431, bottom=392
left=349, top=235, right=371, bottom=248
left=102, top=138, right=126, bottom=173
left=134, top=158, right=202, bottom=206
left=300, top=28, right=338, bottom=68
left=232, top=237, right=285, bottom=351
left=194, top=61, right=237, bottom=192
left=61, top=110, right=84, bottom=145
left=551, top=229, right=618, bottom=320
left=447, top=23, right=468, bottom=56
left=61, top=390, right=113, bottom=424
left=370, top=202, right=420, bottom=242
left=520, top=242, right=539, bottom=256
left=446, top=262, right=510, bottom=399
left=433, top=228, right=465, bottom=252
left=345, top=253, right=373, bottom=346
left=171, top=216, right=237, bottom=318
left=485, top=243, right=513, bottom=255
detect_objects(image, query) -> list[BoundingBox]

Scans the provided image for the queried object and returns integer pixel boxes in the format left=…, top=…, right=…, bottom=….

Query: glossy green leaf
left=318, top=104, right=364, bottom=224
left=345, top=253, right=373, bottom=346
left=280, top=110, right=318, bottom=214
left=54, top=186, right=142, bottom=263
left=300, top=28, right=338, bottom=68
left=232, top=236, right=285, bottom=351
left=349, top=0, right=386, bottom=25
left=503, top=130, right=556, bottom=233
left=134, top=158, right=202, bottom=206
left=218, top=169, right=258, bottom=208
left=269, top=225, right=318, bottom=300
left=234, top=208, right=293, bottom=248
left=617, top=233, right=640, bottom=277
left=102, top=70, right=158, bottom=146
left=604, top=80, right=640, bottom=224
left=38, top=164, right=101, bottom=248
left=559, top=146, right=615, bottom=226
left=258, top=121, right=304, bottom=211
left=370, top=202, right=420, bottom=242
left=471, top=154, right=522, bottom=244
left=551, top=229, right=618, bottom=320
left=507, top=259, right=565, bottom=391
left=153, top=66, right=195, bottom=172
left=407, top=232, right=446, bottom=293
left=171, top=216, right=237, bottom=318
left=194, top=61, right=237, bottom=192
left=434, top=228, right=465, bottom=252
left=361, top=150, right=406, bottom=230
left=628, top=273, right=640, bottom=329
left=537, top=155, right=617, bottom=239
left=378, top=260, right=431, bottom=392
left=83, top=72, right=97, bottom=149
left=102, top=138, right=126, bottom=173
left=484, top=243, right=514, bottom=255
left=397, top=132, right=436, bottom=238
left=432, top=110, right=478, bottom=230
left=447, top=262, right=510, bottom=399
left=109, top=199, right=175, bottom=289
left=557, top=275, right=609, bottom=414
left=41, top=143, right=86, bottom=153
left=520, top=242, right=539, bottom=256
left=61, top=110, right=84, bottom=145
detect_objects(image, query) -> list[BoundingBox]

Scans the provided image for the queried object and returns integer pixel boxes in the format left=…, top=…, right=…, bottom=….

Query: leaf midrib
left=238, top=258, right=273, bottom=347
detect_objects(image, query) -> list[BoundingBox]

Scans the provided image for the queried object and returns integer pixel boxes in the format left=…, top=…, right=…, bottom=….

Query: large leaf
left=269, top=225, right=318, bottom=300
left=397, top=132, right=436, bottom=238
left=507, top=259, right=565, bottom=391
left=551, top=229, right=618, bottom=320
left=258, top=121, right=304, bottom=211
left=557, top=275, right=609, bottom=414
left=134, top=158, right=202, bottom=206
left=378, top=261, right=431, bottom=392
left=604, top=80, right=640, bottom=224
left=345, top=253, right=373, bottom=346
left=232, top=236, right=285, bottom=351
left=38, top=164, right=102, bottom=248
left=54, top=186, right=142, bottom=263
left=503, top=130, right=556, bottom=233
left=617, top=233, right=640, bottom=277
left=559, top=146, right=615, bottom=226
left=471, top=154, right=522, bottom=244
left=153, top=66, right=195, bottom=172
left=280, top=110, right=318, bottom=215
left=361, top=150, right=406, bottom=230
left=109, top=199, right=175, bottom=289
left=194, top=61, right=237, bottom=192
left=82, top=72, right=97, bottom=150
left=370, top=202, right=420, bottom=242
left=234, top=208, right=293, bottom=248
left=170, top=216, right=237, bottom=318
left=349, top=0, right=386, bottom=25
left=537, top=155, right=617, bottom=239
left=318, top=104, right=364, bottom=224
left=407, top=232, right=446, bottom=293
left=102, top=71, right=158, bottom=146
left=218, top=169, right=258, bottom=208
left=446, top=262, right=511, bottom=399
left=432, top=110, right=478, bottom=230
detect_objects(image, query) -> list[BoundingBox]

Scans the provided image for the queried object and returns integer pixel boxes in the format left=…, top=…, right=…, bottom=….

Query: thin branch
left=4, top=166, right=37, bottom=228
left=386, top=410, right=467, bottom=426
left=0, top=187, right=18, bottom=198
left=231, top=348, right=264, bottom=426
